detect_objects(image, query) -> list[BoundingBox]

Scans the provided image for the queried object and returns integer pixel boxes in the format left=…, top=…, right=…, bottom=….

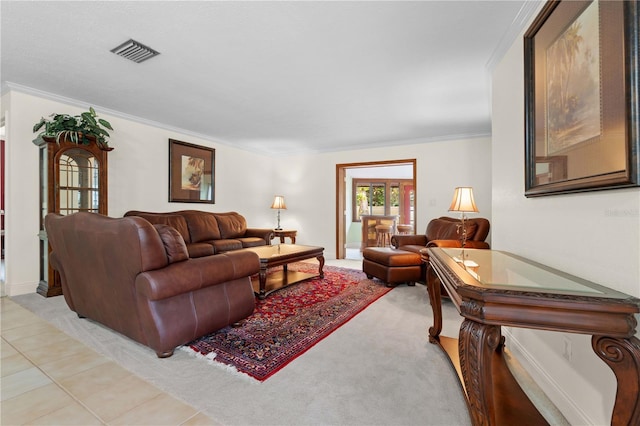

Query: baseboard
left=502, top=347, right=569, bottom=425
left=504, top=328, right=592, bottom=425
left=6, top=281, right=38, bottom=297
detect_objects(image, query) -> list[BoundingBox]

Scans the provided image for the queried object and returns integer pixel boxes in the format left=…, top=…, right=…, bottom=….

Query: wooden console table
left=426, top=247, right=640, bottom=426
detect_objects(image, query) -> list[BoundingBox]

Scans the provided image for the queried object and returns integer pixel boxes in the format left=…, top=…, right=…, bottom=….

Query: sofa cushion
left=215, top=212, right=247, bottom=239
left=211, top=239, right=243, bottom=253
left=181, top=211, right=222, bottom=242
left=237, top=237, right=266, bottom=248
left=153, top=224, right=189, bottom=263
left=186, top=242, right=215, bottom=258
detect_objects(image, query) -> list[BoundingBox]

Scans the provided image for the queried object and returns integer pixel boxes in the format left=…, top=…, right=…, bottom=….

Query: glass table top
left=436, top=248, right=616, bottom=296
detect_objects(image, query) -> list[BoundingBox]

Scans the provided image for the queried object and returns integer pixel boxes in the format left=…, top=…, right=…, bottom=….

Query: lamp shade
left=271, top=195, right=287, bottom=210
left=448, top=187, right=478, bottom=213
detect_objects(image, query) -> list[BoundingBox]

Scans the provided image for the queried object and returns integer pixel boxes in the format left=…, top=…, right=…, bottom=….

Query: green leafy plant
left=33, top=107, right=114, bottom=149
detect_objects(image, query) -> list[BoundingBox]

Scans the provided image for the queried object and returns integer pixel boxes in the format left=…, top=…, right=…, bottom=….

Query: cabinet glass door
left=57, top=148, right=100, bottom=215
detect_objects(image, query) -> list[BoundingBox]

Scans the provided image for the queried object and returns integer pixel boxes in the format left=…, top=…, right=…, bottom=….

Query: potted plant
left=32, top=107, right=114, bottom=151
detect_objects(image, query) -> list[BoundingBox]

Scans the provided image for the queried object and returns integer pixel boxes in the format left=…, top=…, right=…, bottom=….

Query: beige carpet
left=12, top=274, right=471, bottom=425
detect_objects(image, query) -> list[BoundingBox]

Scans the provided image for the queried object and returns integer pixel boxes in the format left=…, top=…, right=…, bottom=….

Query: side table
left=272, top=229, right=297, bottom=244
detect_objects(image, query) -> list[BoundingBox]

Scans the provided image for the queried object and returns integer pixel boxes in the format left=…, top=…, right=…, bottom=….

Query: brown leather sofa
left=362, top=216, right=490, bottom=286
left=45, top=212, right=260, bottom=358
left=124, top=210, right=274, bottom=258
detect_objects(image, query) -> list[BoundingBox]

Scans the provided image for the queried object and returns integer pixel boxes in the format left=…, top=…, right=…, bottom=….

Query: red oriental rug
left=183, top=262, right=391, bottom=381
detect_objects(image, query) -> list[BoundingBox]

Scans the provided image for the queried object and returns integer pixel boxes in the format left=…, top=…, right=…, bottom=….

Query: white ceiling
left=1, top=1, right=538, bottom=156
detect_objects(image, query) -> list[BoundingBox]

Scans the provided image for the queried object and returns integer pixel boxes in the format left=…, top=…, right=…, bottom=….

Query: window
left=352, top=179, right=413, bottom=223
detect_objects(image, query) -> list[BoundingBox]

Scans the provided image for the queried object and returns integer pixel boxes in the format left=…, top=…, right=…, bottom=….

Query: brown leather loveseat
left=45, top=212, right=260, bottom=358
left=124, top=210, right=274, bottom=258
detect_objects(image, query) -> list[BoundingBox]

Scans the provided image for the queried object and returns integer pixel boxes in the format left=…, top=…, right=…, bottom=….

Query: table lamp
left=271, top=195, right=287, bottom=230
left=448, top=187, right=478, bottom=248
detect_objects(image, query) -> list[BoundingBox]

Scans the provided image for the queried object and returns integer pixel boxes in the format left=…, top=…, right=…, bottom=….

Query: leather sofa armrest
left=244, top=228, right=275, bottom=244
left=136, top=250, right=260, bottom=301
left=391, top=234, right=428, bottom=249
left=427, top=240, right=490, bottom=249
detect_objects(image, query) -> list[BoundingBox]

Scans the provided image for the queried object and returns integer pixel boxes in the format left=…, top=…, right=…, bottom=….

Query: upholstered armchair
left=391, top=216, right=491, bottom=255
left=362, top=217, right=490, bottom=288
left=388, top=216, right=490, bottom=289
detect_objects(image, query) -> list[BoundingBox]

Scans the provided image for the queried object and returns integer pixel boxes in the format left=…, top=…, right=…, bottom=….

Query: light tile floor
left=1, top=258, right=361, bottom=425
left=1, top=297, right=217, bottom=426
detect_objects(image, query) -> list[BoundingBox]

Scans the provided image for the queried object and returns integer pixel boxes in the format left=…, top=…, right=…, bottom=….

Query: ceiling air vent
left=110, top=39, right=160, bottom=63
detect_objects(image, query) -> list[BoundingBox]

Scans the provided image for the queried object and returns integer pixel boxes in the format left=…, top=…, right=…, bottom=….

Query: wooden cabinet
left=36, top=138, right=109, bottom=297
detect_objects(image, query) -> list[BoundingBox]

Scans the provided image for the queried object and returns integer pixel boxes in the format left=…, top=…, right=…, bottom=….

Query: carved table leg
left=426, top=263, right=443, bottom=343
left=459, top=319, right=502, bottom=426
left=258, top=260, right=268, bottom=300
left=317, top=255, right=325, bottom=278
left=592, top=335, right=640, bottom=426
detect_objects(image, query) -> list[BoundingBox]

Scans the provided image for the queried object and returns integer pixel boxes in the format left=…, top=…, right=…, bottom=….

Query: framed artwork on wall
left=168, top=139, right=215, bottom=203
left=524, top=0, right=639, bottom=197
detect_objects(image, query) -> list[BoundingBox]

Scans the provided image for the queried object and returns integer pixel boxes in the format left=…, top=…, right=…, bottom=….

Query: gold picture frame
left=168, top=139, right=215, bottom=203
left=524, top=0, right=639, bottom=197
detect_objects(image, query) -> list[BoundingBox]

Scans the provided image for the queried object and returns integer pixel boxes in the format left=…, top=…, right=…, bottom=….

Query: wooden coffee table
left=243, top=244, right=325, bottom=299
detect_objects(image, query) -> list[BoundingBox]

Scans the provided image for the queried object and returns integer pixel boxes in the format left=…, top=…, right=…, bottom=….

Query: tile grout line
left=3, top=299, right=213, bottom=425
left=2, top=303, right=147, bottom=425
left=3, top=304, right=171, bottom=425
left=2, top=330, right=109, bottom=425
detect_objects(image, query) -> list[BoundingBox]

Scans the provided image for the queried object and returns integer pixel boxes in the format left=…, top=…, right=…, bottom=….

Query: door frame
left=335, top=159, right=417, bottom=259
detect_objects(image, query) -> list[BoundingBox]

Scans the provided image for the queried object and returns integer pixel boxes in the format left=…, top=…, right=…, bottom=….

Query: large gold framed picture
left=524, top=0, right=639, bottom=197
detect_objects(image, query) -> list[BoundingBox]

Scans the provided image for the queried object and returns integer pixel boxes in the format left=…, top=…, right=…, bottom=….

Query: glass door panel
left=58, top=149, right=100, bottom=215
left=356, top=185, right=371, bottom=220
left=370, top=183, right=385, bottom=215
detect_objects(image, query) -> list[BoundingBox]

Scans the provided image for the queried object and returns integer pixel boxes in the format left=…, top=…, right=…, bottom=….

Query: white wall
left=2, top=88, right=492, bottom=297
left=1, top=90, right=273, bottom=296
left=275, top=136, right=493, bottom=258
left=492, top=7, right=640, bottom=425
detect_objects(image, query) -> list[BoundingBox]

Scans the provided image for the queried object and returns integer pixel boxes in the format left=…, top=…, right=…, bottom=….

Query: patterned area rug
left=183, top=262, right=391, bottom=381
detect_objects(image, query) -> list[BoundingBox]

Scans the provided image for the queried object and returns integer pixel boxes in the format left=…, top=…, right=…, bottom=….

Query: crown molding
left=2, top=81, right=236, bottom=148
left=312, top=132, right=492, bottom=156
left=2, top=81, right=492, bottom=157
left=486, top=1, right=544, bottom=72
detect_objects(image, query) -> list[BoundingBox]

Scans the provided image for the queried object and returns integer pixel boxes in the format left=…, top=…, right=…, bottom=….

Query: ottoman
left=362, top=247, right=423, bottom=287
